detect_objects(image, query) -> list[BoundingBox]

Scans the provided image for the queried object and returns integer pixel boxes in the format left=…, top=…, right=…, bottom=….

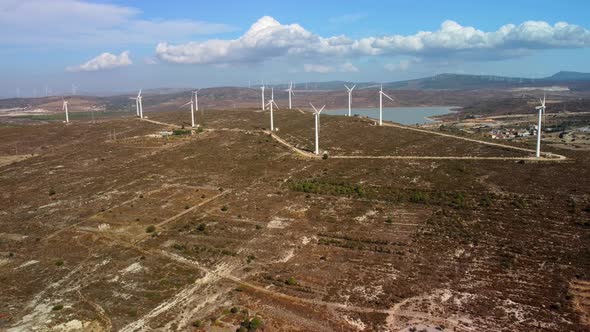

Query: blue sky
left=1, top=0, right=590, bottom=96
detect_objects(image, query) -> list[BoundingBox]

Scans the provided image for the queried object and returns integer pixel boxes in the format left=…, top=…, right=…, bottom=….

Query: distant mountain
left=286, top=72, right=590, bottom=91
left=545, top=71, right=590, bottom=81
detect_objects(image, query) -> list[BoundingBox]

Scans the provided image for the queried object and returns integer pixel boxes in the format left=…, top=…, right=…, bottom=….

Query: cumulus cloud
left=0, top=0, right=235, bottom=46
left=303, top=62, right=359, bottom=73
left=385, top=59, right=419, bottom=72
left=156, top=16, right=590, bottom=66
left=66, top=51, right=132, bottom=72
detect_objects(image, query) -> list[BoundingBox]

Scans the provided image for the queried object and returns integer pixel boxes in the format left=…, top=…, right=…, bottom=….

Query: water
left=325, top=106, right=457, bottom=125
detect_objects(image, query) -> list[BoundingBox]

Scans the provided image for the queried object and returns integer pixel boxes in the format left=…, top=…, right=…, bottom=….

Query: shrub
left=230, top=306, right=239, bottom=314
left=197, top=223, right=206, bottom=231
left=285, top=277, right=297, bottom=286
left=255, top=225, right=263, bottom=230
left=55, top=260, right=64, bottom=267
left=192, top=320, right=202, bottom=327
left=172, top=129, right=191, bottom=136
left=146, top=225, right=156, bottom=233
left=322, top=153, right=328, bottom=160
left=48, top=189, right=56, bottom=196
left=409, top=190, right=429, bottom=204
left=221, top=205, right=228, bottom=212
left=250, top=317, right=264, bottom=330
left=52, top=304, right=63, bottom=311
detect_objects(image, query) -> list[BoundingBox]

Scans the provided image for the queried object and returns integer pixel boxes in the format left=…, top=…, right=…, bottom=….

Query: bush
left=322, top=153, right=328, bottom=160
left=172, top=129, right=191, bottom=136
left=48, top=189, right=56, bottom=196
left=146, top=225, right=156, bottom=233
left=285, top=277, right=297, bottom=286
left=250, top=317, right=264, bottom=330
left=55, top=260, right=64, bottom=267
left=192, top=320, right=202, bottom=327
left=221, top=205, right=228, bottom=212
left=230, top=306, right=239, bottom=314
left=52, top=304, right=63, bottom=311
left=197, top=223, right=206, bottom=231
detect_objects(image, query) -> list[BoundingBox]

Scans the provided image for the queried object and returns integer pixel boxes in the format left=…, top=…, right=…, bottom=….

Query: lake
left=325, top=106, right=457, bottom=125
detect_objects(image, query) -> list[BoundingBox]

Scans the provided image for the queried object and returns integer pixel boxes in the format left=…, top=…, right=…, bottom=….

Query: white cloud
left=303, top=62, right=359, bottom=73
left=341, top=62, right=359, bottom=72
left=303, top=64, right=334, bottom=73
left=66, top=51, right=132, bottom=72
left=0, top=0, right=235, bottom=46
left=156, top=16, right=590, bottom=66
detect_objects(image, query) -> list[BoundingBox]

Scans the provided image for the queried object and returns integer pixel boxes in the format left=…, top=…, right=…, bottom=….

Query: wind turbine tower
left=260, top=84, right=266, bottom=111
left=310, top=103, right=325, bottom=155
left=193, top=89, right=199, bottom=111
left=286, top=82, right=295, bottom=109
left=344, top=84, right=356, bottom=117
left=181, top=98, right=196, bottom=128
left=378, top=85, right=394, bottom=126
left=535, top=95, right=546, bottom=158
left=62, top=99, right=69, bottom=123
left=266, top=88, right=279, bottom=131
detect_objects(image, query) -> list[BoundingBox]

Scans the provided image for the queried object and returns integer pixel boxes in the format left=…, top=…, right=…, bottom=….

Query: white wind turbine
left=193, top=89, right=199, bottom=112
left=62, top=98, right=69, bottom=123
left=378, top=85, right=394, bottom=126
left=285, top=82, right=295, bottom=109
left=266, top=88, right=279, bottom=131
left=130, top=89, right=143, bottom=118
left=181, top=97, right=196, bottom=128
left=344, top=84, right=356, bottom=117
left=310, top=103, right=325, bottom=155
left=260, top=83, right=266, bottom=111
left=535, top=94, right=546, bottom=158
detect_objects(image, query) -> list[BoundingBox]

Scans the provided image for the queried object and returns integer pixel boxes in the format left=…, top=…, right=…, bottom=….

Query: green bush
left=197, top=223, right=206, bottom=231
left=146, top=225, right=156, bottom=233
left=230, top=306, right=239, bottom=314
left=52, top=304, right=63, bottom=311
left=221, top=205, right=228, bottom=212
left=48, top=189, right=56, bottom=196
left=192, top=320, right=202, bottom=327
left=55, top=260, right=64, bottom=267
left=172, top=129, right=191, bottom=136
left=285, top=277, right=297, bottom=286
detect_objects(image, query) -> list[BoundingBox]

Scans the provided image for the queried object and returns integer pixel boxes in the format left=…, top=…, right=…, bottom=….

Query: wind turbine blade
left=344, top=84, right=350, bottom=91
left=272, top=100, right=279, bottom=109
left=535, top=106, right=543, bottom=110
left=180, top=101, right=192, bottom=107
left=351, top=85, right=356, bottom=90
left=309, top=102, right=318, bottom=113
left=318, top=105, right=325, bottom=113
left=138, top=89, right=142, bottom=97
left=382, top=92, right=394, bottom=101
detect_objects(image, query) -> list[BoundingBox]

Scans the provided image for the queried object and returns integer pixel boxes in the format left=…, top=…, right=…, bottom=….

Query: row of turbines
left=63, top=83, right=549, bottom=158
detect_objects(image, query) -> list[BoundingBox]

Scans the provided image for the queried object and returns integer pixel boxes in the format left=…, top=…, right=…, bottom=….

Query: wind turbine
left=266, top=88, right=279, bottom=131
left=344, top=84, right=356, bottom=117
left=535, top=94, right=546, bottom=158
left=181, top=98, right=196, bottom=128
left=193, top=89, right=199, bottom=112
left=136, top=90, right=144, bottom=118
left=260, top=83, right=266, bottom=111
left=310, top=103, right=325, bottom=155
left=62, top=98, right=69, bottom=123
left=130, top=90, right=142, bottom=117
left=285, top=82, right=295, bottom=109
left=378, top=85, right=394, bottom=126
